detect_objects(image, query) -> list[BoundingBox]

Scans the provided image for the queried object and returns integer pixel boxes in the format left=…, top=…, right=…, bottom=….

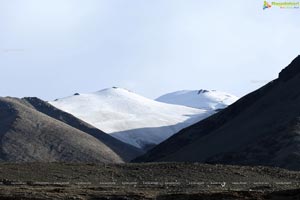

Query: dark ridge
left=279, top=55, right=300, bottom=81
left=133, top=56, right=300, bottom=170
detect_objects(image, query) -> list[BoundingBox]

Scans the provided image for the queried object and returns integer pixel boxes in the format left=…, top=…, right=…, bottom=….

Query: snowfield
left=156, top=89, right=238, bottom=110
left=50, top=88, right=235, bottom=149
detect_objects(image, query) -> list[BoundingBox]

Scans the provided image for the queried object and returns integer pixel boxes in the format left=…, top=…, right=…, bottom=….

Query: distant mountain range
left=50, top=87, right=225, bottom=150
left=2, top=55, right=300, bottom=169
left=0, top=85, right=236, bottom=163
left=134, top=55, right=300, bottom=171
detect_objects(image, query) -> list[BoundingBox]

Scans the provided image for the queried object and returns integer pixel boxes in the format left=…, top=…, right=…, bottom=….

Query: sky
left=0, top=0, right=299, bottom=100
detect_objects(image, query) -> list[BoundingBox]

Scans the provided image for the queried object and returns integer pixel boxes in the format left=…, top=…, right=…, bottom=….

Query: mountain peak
left=156, top=89, right=238, bottom=110
left=279, top=55, right=300, bottom=81
left=97, top=87, right=132, bottom=94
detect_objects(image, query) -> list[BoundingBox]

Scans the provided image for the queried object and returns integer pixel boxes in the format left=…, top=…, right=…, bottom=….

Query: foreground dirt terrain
left=0, top=163, right=299, bottom=199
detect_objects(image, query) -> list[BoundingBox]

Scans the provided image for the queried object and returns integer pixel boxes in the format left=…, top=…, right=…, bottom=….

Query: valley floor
left=0, top=162, right=299, bottom=199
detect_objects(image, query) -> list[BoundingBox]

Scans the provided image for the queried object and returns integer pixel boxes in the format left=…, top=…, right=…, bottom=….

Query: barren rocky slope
left=0, top=97, right=123, bottom=163
left=22, top=97, right=143, bottom=161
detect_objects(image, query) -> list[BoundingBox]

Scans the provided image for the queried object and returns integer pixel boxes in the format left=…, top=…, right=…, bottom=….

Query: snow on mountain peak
left=50, top=88, right=212, bottom=149
left=156, top=89, right=238, bottom=110
left=97, top=87, right=132, bottom=93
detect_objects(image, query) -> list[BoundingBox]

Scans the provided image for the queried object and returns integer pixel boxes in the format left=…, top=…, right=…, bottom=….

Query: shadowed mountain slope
left=134, top=56, right=300, bottom=170
left=0, top=97, right=123, bottom=163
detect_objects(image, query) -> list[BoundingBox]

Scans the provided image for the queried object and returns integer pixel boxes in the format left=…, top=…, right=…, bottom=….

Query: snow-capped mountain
left=50, top=87, right=212, bottom=149
left=156, top=89, right=238, bottom=110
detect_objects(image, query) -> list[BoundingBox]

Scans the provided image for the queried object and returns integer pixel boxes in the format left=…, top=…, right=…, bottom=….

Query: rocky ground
left=0, top=163, right=300, bottom=199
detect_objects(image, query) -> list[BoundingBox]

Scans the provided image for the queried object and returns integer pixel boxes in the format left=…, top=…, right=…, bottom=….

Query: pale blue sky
left=0, top=0, right=299, bottom=100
